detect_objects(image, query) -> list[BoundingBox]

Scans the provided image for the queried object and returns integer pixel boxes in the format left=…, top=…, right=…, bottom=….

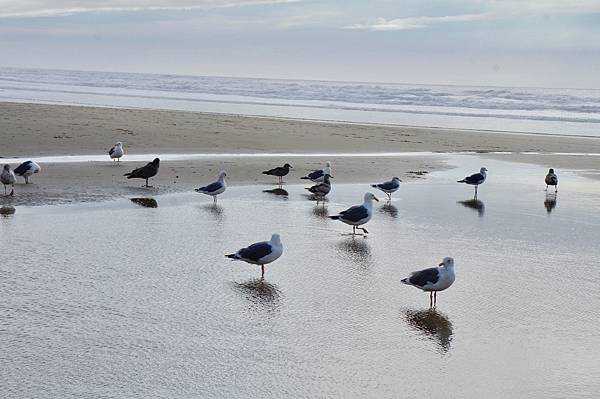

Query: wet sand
left=2, top=102, right=600, bottom=205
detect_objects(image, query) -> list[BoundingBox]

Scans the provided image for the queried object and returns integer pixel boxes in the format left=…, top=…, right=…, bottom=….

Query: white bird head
left=364, top=192, right=379, bottom=203
left=115, top=142, right=122, bottom=146
left=326, top=161, right=332, bottom=167
left=480, top=167, right=488, bottom=173
left=270, top=233, right=282, bottom=245
left=439, top=257, right=454, bottom=267
left=392, top=176, right=402, bottom=182
left=218, top=170, right=227, bottom=179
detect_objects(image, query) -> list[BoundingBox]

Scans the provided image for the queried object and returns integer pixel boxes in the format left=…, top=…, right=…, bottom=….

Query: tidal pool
left=2, top=156, right=599, bottom=398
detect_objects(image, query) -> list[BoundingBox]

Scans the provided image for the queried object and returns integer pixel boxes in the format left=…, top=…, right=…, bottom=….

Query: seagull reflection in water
left=201, top=203, right=224, bottom=222
left=262, top=187, right=289, bottom=198
left=311, top=204, right=329, bottom=219
left=233, top=278, right=282, bottom=310
left=130, top=197, right=158, bottom=208
left=379, top=203, right=398, bottom=218
left=336, top=237, right=372, bottom=265
left=544, top=193, right=557, bottom=214
left=457, top=198, right=485, bottom=217
left=404, top=308, right=453, bottom=353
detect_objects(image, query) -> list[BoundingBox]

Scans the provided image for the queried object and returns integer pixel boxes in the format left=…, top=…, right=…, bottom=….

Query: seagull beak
left=439, top=262, right=444, bottom=266
left=374, top=196, right=379, bottom=202
left=329, top=175, right=334, bottom=179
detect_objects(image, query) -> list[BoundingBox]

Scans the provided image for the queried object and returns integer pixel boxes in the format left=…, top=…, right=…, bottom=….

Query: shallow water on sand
left=2, top=156, right=600, bottom=398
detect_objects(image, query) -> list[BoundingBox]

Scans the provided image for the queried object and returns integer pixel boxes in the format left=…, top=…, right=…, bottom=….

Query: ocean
left=1, top=67, right=600, bottom=137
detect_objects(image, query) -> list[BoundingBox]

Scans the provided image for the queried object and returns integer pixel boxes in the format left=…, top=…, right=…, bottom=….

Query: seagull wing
left=238, top=242, right=273, bottom=262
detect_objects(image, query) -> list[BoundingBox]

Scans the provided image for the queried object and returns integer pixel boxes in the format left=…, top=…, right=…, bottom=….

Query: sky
left=1, top=0, right=600, bottom=88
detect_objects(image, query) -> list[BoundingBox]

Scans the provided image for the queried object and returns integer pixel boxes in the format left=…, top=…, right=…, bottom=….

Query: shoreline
left=1, top=101, right=600, bottom=206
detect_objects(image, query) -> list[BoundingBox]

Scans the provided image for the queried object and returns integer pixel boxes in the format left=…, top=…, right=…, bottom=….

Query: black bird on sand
left=262, top=163, right=292, bottom=183
left=545, top=168, right=558, bottom=192
left=124, top=158, right=160, bottom=187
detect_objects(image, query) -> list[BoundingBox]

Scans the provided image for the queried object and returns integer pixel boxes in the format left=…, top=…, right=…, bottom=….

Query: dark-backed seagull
left=306, top=174, right=332, bottom=201
left=195, top=171, right=227, bottom=203
left=401, top=257, right=456, bottom=307
left=14, top=161, right=41, bottom=184
left=301, top=161, right=332, bottom=182
left=226, top=234, right=283, bottom=278
left=1, top=165, right=16, bottom=196
left=545, top=168, right=558, bottom=192
left=329, top=192, right=379, bottom=235
left=108, top=142, right=124, bottom=163
left=262, top=163, right=292, bottom=184
left=124, top=158, right=160, bottom=187
left=371, top=177, right=402, bottom=200
left=457, top=167, right=487, bottom=198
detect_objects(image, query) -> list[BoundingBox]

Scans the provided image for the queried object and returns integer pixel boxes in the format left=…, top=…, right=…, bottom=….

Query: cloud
left=0, top=0, right=300, bottom=18
left=345, top=14, right=488, bottom=31
left=345, top=0, right=600, bottom=31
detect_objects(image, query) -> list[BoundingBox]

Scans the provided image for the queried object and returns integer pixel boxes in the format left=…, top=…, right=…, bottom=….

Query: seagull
left=14, top=160, right=41, bottom=184
left=401, top=257, right=456, bottom=307
left=195, top=170, right=227, bottom=203
left=329, top=192, right=379, bottom=235
left=371, top=177, right=402, bottom=200
left=124, top=158, right=160, bottom=187
left=545, top=168, right=558, bottom=192
left=301, top=161, right=332, bottom=182
left=457, top=167, right=487, bottom=198
left=1, top=164, right=16, bottom=196
left=262, top=163, right=292, bottom=184
left=306, top=174, right=332, bottom=202
left=108, top=142, right=124, bottom=163
left=226, top=234, right=283, bottom=278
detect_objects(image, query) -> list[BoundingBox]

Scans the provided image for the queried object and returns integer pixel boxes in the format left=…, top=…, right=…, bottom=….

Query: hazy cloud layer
left=0, top=0, right=300, bottom=18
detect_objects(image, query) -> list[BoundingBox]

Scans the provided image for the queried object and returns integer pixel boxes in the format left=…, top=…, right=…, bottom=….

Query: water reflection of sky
left=2, top=155, right=600, bottom=398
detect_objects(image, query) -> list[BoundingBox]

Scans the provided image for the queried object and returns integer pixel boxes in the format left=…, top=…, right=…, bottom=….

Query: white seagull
left=108, top=142, right=124, bottom=163
left=301, top=161, right=332, bottom=182
left=371, top=176, right=402, bottom=200
left=1, top=164, right=16, bottom=196
left=329, top=192, right=379, bottom=235
left=14, top=161, right=41, bottom=184
left=195, top=170, right=227, bottom=203
left=401, top=257, right=456, bottom=307
left=458, top=167, right=487, bottom=198
left=226, top=234, right=283, bottom=278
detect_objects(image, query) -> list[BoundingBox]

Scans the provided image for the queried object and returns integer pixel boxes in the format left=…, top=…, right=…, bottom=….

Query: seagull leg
left=429, top=292, right=433, bottom=308
left=25, top=176, right=29, bottom=184
left=434, top=291, right=437, bottom=307
left=545, top=185, right=548, bottom=191
left=261, top=265, right=265, bottom=278
left=352, top=226, right=356, bottom=235
left=3, top=186, right=5, bottom=195
left=358, top=227, right=369, bottom=235
left=555, top=185, right=558, bottom=193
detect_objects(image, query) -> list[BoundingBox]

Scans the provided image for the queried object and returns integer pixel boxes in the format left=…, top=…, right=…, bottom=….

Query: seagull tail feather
left=329, top=215, right=340, bottom=220
left=124, top=172, right=132, bottom=178
left=457, top=179, right=466, bottom=183
left=300, top=176, right=310, bottom=180
left=371, top=184, right=378, bottom=188
left=225, top=253, right=238, bottom=260
left=401, top=278, right=411, bottom=285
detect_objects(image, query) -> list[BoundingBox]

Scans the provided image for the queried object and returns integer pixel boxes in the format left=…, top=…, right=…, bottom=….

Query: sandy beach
left=2, top=101, right=600, bottom=205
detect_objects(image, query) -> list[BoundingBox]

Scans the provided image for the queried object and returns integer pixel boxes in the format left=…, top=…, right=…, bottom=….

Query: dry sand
left=1, top=102, right=600, bottom=205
